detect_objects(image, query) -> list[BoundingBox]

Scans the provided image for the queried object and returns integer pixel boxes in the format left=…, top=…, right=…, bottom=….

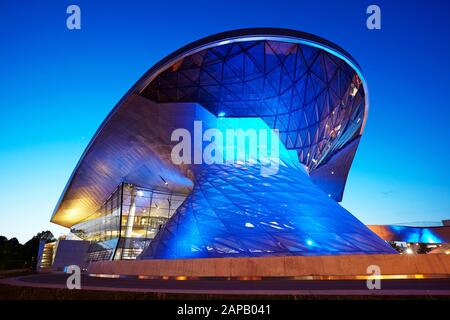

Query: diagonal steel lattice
left=142, top=40, right=365, bottom=170
left=142, top=158, right=394, bottom=259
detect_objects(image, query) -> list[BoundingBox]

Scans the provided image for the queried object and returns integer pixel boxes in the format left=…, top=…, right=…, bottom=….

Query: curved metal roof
left=51, top=28, right=368, bottom=227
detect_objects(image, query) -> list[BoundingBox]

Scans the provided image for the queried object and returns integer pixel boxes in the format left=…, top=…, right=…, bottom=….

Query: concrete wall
left=88, top=254, right=450, bottom=278
left=52, top=240, right=90, bottom=272
left=36, top=241, right=46, bottom=270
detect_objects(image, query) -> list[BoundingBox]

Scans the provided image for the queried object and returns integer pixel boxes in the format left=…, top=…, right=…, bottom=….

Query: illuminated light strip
left=88, top=273, right=120, bottom=279
left=236, top=276, right=263, bottom=281
left=88, top=274, right=449, bottom=280
left=353, top=274, right=426, bottom=280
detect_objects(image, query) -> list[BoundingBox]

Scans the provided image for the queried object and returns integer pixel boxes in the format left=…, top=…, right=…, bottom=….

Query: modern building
left=368, top=221, right=450, bottom=255
left=46, top=28, right=401, bottom=271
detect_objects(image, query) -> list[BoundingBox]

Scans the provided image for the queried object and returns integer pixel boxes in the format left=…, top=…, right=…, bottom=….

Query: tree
left=0, top=231, right=57, bottom=270
left=0, top=237, right=24, bottom=270
left=22, top=231, right=55, bottom=269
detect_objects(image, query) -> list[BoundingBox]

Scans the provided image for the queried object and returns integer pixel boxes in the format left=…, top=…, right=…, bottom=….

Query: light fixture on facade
left=350, top=83, right=358, bottom=97
left=160, top=175, right=168, bottom=186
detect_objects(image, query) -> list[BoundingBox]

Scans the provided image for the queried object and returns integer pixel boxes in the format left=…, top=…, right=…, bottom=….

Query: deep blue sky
left=0, top=0, right=449, bottom=242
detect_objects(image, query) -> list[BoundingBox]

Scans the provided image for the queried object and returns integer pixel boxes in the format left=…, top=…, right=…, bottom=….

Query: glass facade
left=53, top=30, right=398, bottom=260
left=141, top=39, right=365, bottom=171
left=142, top=119, right=396, bottom=259
left=69, top=183, right=185, bottom=261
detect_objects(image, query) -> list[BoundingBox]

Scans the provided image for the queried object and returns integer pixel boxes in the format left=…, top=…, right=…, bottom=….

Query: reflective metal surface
left=50, top=29, right=394, bottom=257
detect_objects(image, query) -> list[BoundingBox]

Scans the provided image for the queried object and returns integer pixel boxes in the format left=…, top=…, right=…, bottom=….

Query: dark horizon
left=0, top=0, right=449, bottom=242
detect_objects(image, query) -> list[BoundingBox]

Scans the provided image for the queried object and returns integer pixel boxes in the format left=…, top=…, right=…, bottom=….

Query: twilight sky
left=0, top=0, right=449, bottom=242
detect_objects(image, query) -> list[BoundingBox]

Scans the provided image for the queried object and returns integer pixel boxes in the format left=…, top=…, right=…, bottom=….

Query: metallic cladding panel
left=52, top=29, right=367, bottom=227
left=309, top=136, right=361, bottom=202
left=51, top=240, right=90, bottom=271
left=51, top=96, right=194, bottom=227
left=49, top=29, right=393, bottom=258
